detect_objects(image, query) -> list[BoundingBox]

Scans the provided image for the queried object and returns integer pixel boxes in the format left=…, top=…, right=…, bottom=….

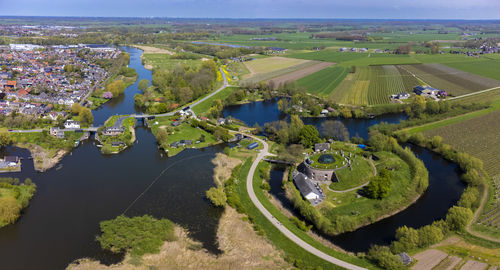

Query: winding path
left=245, top=135, right=367, bottom=270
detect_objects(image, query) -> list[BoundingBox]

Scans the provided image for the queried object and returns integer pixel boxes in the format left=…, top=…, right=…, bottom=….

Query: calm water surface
left=0, top=47, right=465, bottom=270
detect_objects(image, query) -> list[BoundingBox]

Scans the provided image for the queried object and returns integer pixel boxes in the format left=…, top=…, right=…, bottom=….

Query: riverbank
left=67, top=207, right=290, bottom=270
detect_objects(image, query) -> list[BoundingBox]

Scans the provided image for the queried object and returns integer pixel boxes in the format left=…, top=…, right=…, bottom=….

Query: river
left=0, top=46, right=465, bottom=269
left=0, top=47, right=224, bottom=270
left=225, top=101, right=465, bottom=252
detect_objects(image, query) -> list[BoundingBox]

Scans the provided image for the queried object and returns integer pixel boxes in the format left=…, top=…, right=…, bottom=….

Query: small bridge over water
left=263, top=158, right=295, bottom=166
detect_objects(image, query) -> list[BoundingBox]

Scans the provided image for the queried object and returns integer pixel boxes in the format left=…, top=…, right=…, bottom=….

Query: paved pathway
left=245, top=134, right=367, bottom=270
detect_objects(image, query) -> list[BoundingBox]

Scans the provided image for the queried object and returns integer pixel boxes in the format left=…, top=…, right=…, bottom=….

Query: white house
left=293, top=171, right=321, bottom=201
left=64, top=120, right=80, bottom=129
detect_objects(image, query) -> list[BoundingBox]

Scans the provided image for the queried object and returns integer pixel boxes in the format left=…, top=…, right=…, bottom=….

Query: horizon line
left=1, top=15, right=500, bottom=21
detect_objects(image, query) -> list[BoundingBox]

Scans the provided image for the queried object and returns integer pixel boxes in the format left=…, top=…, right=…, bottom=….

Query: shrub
left=0, top=197, right=21, bottom=225
left=97, top=215, right=175, bottom=256
left=446, top=206, right=473, bottom=232
left=289, top=216, right=312, bottom=231
left=205, top=187, right=227, bottom=207
left=367, top=245, right=405, bottom=270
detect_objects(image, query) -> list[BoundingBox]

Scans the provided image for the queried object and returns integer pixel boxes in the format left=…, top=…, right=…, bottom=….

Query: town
left=0, top=43, right=119, bottom=118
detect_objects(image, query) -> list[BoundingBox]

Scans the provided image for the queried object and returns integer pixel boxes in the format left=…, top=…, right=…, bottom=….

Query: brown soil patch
left=17, top=143, right=68, bottom=172
left=412, top=249, right=448, bottom=270
left=267, top=61, right=333, bottom=85
left=461, top=260, right=489, bottom=270
left=133, top=45, right=174, bottom=55
left=67, top=208, right=290, bottom=270
left=434, top=255, right=462, bottom=270
left=211, top=153, right=242, bottom=186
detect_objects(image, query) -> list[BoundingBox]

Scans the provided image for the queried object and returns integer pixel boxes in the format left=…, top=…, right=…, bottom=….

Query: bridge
left=262, top=158, right=295, bottom=166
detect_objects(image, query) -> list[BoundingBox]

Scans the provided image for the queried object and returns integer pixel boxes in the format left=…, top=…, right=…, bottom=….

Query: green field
left=297, top=66, right=348, bottom=96
left=446, top=60, right=500, bottom=81
left=192, top=86, right=238, bottom=116
left=142, top=53, right=203, bottom=70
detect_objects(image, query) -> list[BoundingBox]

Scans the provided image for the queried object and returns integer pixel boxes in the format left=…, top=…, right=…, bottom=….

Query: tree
left=155, top=128, right=168, bottom=146
left=391, top=226, right=419, bottom=253
left=417, top=224, right=443, bottom=247
left=289, top=115, right=304, bottom=143
left=0, top=132, right=12, bottom=148
left=446, top=206, right=473, bottom=232
left=367, top=245, right=405, bottom=270
left=299, top=125, right=321, bottom=148
left=321, top=120, right=349, bottom=141
left=395, top=43, right=412, bottom=54
left=79, top=108, right=93, bottom=127
left=411, top=95, right=426, bottom=117
left=364, top=169, right=392, bottom=199
left=206, top=187, right=226, bottom=207
left=137, top=79, right=150, bottom=91
left=71, top=103, right=83, bottom=115
left=0, top=197, right=21, bottom=225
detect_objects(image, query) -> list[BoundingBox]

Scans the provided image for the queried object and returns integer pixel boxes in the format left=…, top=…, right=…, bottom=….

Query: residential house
left=64, top=119, right=80, bottom=129
left=102, top=126, right=124, bottom=136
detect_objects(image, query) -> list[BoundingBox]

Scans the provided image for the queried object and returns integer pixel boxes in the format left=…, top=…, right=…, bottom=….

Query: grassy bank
left=234, top=158, right=375, bottom=269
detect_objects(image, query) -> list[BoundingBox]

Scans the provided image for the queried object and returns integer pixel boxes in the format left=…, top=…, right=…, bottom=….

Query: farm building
left=390, top=92, right=410, bottom=100
left=247, top=142, right=259, bottom=150
left=292, top=171, right=322, bottom=201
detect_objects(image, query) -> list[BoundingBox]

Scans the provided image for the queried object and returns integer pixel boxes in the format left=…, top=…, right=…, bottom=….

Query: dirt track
left=267, top=61, right=333, bottom=85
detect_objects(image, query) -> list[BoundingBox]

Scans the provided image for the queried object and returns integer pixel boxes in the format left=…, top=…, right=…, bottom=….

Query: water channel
left=0, top=46, right=465, bottom=269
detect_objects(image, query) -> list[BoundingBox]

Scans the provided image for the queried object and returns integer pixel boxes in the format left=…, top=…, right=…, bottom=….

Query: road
left=245, top=135, right=367, bottom=270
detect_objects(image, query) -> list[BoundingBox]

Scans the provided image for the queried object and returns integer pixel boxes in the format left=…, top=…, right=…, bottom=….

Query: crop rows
left=297, top=65, right=348, bottom=96
left=332, top=65, right=418, bottom=105
left=400, top=64, right=500, bottom=97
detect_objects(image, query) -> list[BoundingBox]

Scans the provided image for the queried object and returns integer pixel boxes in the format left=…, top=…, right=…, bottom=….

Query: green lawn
left=320, top=151, right=412, bottom=227
left=192, top=86, right=238, bottom=116
left=330, top=155, right=374, bottom=191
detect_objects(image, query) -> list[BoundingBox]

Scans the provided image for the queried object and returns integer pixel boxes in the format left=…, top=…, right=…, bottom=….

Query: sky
left=2, top=0, right=500, bottom=19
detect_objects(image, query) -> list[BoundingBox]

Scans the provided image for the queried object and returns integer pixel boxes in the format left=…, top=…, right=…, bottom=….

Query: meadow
left=243, top=56, right=308, bottom=75
left=142, top=53, right=204, bottom=70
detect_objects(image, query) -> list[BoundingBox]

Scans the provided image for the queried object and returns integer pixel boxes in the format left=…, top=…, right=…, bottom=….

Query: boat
left=74, top=141, right=80, bottom=147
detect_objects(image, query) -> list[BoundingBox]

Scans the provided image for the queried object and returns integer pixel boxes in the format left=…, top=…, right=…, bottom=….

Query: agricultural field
left=297, top=65, right=349, bottom=96
left=330, top=65, right=419, bottom=105
left=243, top=56, right=308, bottom=75
left=400, top=64, right=500, bottom=96
left=446, top=59, right=500, bottom=81
left=268, top=61, right=333, bottom=87
left=241, top=57, right=319, bottom=84
left=422, top=109, right=500, bottom=238
left=286, top=50, right=367, bottom=63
